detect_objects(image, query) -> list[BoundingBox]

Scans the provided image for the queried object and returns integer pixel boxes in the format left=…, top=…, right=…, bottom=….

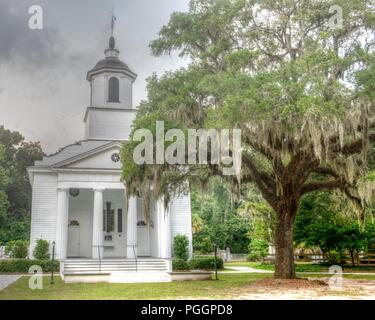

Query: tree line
left=0, top=126, right=43, bottom=245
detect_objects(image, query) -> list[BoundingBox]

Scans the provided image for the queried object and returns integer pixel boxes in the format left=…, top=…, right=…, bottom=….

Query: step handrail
left=92, top=245, right=103, bottom=273
left=133, top=245, right=137, bottom=272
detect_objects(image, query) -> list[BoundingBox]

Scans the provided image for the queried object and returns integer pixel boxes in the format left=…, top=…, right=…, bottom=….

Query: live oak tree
left=122, top=0, right=375, bottom=278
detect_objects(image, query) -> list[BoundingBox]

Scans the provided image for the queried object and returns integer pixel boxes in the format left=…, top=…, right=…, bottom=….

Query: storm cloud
left=0, top=0, right=189, bottom=153
left=0, top=0, right=66, bottom=71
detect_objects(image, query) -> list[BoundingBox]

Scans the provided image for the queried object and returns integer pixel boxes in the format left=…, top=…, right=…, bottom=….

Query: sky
left=0, top=0, right=190, bottom=153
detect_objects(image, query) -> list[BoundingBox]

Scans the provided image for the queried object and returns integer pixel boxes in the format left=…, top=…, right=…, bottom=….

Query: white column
left=92, top=188, right=104, bottom=259
left=56, top=188, right=69, bottom=260
left=158, top=198, right=172, bottom=259
left=126, top=196, right=138, bottom=258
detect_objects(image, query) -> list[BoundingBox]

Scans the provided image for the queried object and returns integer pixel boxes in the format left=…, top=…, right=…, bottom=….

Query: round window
left=111, top=153, right=120, bottom=163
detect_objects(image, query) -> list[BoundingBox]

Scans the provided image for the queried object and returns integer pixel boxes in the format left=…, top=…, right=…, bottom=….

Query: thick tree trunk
left=274, top=211, right=296, bottom=279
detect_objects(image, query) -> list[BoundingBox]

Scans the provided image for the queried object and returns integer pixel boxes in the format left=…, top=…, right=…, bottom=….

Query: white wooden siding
left=29, top=173, right=58, bottom=257
left=170, top=194, right=193, bottom=258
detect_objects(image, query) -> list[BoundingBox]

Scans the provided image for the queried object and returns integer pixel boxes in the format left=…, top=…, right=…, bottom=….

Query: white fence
left=0, top=246, right=5, bottom=259
left=194, top=249, right=248, bottom=262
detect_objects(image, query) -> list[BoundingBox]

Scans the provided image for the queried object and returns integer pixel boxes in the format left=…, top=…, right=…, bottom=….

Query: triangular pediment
left=53, top=142, right=123, bottom=170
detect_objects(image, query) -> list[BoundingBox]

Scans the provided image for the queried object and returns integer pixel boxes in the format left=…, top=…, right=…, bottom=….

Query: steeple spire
left=109, top=11, right=117, bottom=49
left=110, top=11, right=116, bottom=37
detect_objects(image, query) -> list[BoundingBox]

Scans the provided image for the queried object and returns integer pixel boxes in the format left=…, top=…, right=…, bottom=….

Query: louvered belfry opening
left=108, top=77, right=120, bottom=102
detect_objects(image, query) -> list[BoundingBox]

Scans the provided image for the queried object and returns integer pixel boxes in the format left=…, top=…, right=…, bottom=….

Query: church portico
left=53, top=178, right=173, bottom=262
left=55, top=185, right=161, bottom=261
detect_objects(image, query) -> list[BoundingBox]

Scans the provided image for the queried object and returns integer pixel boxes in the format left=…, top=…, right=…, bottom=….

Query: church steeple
left=85, top=16, right=137, bottom=127
left=86, top=14, right=137, bottom=83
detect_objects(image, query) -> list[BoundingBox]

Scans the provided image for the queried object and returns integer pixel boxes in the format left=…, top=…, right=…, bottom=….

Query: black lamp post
left=50, top=241, right=55, bottom=285
left=214, top=244, right=218, bottom=280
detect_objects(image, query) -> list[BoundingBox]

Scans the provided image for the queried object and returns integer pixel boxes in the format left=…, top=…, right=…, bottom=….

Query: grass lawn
left=225, top=261, right=375, bottom=273
left=0, top=273, right=270, bottom=300
left=1, top=273, right=375, bottom=300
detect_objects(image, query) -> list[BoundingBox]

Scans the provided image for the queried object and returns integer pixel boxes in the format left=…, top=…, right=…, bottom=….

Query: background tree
left=0, top=126, right=43, bottom=244
left=122, top=0, right=375, bottom=278
left=295, top=191, right=375, bottom=265
left=191, top=178, right=251, bottom=253
left=0, top=144, right=10, bottom=238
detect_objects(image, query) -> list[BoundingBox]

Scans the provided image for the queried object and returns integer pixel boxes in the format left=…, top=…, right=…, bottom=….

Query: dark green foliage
left=0, top=126, right=43, bottom=244
left=172, top=258, right=190, bottom=270
left=33, top=239, right=50, bottom=260
left=0, top=259, right=59, bottom=273
left=191, top=180, right=251, bottom=254
left=5, top=240, right=29, bottom=259
left=172, top=257, right=224, bottom=271
left=247, top=239, right=269, bottom=262
left=173, top=234, right=189, bottom=261
left=189, top=257, right=224, bottom=270
left=294, top=192, right=375, bottom=265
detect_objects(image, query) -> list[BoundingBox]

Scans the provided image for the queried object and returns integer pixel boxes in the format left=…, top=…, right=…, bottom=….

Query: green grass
left=1, top=272, right=375, bottom=300
left=0, top=273, right=271, bottom=300
left=225, top=262, right=375, bottom=273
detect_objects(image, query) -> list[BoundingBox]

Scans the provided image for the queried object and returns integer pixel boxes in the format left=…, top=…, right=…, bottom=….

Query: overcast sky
left=0, top=0, right=189, bottom=153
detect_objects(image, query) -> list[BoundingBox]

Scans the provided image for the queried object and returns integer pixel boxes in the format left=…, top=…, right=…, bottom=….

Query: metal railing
left=92, top=244, right=140, bottom=273
left=92, top=245, right=103, bottom=273
left=133, top=245, right=137, bottom=273
left=125, top=244, right=138, bottom=272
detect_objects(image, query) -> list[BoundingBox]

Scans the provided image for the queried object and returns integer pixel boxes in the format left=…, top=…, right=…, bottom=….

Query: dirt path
left=226, top=278, right=375, bottom=300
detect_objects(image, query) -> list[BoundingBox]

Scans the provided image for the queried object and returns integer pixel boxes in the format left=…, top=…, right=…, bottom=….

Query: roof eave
left=86, top=68, right=137, bottom=82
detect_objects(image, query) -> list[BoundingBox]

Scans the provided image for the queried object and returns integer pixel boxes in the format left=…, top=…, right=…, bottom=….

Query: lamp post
left=214, top=244, right=218, bottom=280
left=50, top=241, right=55, bottom=285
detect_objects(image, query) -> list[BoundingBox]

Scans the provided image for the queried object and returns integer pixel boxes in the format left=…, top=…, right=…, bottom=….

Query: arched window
left=108, top=77, right=120, bottom=102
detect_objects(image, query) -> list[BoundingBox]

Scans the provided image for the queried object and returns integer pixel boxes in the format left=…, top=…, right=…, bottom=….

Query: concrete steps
left=61, top=258, right=172, bottom=283
left=62, top=258, right=169, bottom=275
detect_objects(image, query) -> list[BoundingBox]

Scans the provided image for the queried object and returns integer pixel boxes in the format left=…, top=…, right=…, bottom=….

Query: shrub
left=247, top=239, right=269, bottom=262
left=33, top=239, right=50, bottom=260
left=5, top=240, right=29, bottom=259
left=172, top=258, right=190, bottom=271
left=173, top=234, right=189, bottom=261
left=189, top=257, right=224, bottom=270
left=0, top=259, right=59, bottom=273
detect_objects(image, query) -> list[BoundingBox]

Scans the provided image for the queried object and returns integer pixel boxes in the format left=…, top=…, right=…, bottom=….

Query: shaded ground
left=0, top=273, right=375, bottom=300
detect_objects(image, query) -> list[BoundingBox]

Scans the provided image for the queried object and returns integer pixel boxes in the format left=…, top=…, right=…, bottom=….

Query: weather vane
left=110, top=10, right=117, bottom=37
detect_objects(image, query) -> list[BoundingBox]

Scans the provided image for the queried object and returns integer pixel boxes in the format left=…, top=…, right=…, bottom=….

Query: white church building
left=27, top=34, right=193, bottom=282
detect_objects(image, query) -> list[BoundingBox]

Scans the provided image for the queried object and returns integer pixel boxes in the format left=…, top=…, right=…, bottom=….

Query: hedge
left=172, top=258, right=190, bottom=270
left=0, top=259, right=59, bottom=273
left=172, top=257, right=224, bottom=271
left=189, top=257, right=224, bottom=270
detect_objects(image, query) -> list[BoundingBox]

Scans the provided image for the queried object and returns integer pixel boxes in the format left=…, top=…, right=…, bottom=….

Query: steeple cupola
left=87, top=23, right=137, bottom=110
left=83, top=18, right=137, bottom=141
